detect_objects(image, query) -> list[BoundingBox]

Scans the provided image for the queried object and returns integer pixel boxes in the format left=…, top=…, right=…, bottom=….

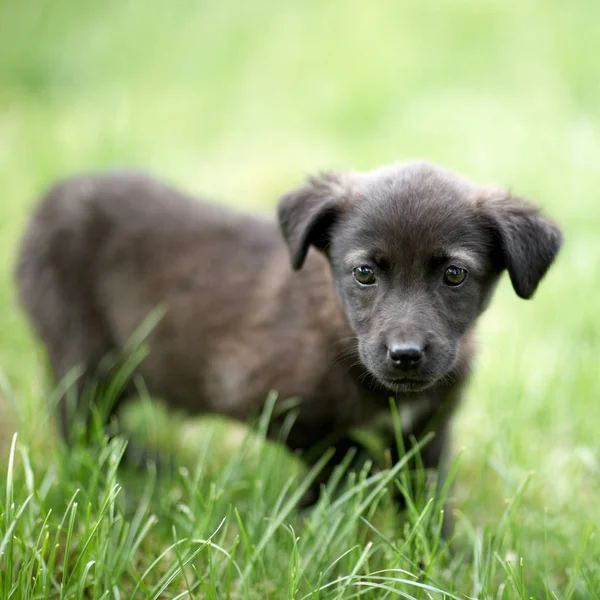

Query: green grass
left=1, top=0, right=599, bottom=597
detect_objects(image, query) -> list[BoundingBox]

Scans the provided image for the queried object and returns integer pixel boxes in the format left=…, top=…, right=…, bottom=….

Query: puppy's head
left=278, top=162, right=562, bottom=393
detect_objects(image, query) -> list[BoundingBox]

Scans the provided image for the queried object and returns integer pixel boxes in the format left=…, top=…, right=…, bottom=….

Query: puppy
left=15, top=161, right=562, bottom=526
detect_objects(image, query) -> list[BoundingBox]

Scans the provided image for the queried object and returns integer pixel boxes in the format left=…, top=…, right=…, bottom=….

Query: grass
left=1, top=0, right=599, bottom=597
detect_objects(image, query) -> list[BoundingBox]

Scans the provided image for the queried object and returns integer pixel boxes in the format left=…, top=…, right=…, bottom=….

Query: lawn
left=1, top=0, right=599, bottom=597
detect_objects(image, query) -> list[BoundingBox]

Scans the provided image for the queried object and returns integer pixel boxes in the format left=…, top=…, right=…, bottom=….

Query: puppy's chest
left=319, top=372, right=439, bottom=435
left=365, top=397, right=436, bottom=436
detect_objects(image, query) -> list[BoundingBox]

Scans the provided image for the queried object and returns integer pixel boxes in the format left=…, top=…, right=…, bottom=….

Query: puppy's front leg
left=384, top=420, right=453, bottom=536
left=293, top=434, right=374, bottom=510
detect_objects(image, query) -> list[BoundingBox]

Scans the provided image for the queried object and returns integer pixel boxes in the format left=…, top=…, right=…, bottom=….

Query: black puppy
left=15, top=161, right=562, bottom=527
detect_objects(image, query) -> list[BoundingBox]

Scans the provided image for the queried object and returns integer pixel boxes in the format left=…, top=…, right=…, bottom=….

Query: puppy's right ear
left=277, top=172, right=352, bottom=270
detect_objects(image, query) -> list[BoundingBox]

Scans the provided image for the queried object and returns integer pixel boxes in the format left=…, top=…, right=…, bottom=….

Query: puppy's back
left=14, top=171, right=294, bottom=419
left=16, top=170, right=276, bottom=324
left=16, top=172, right=189, bottom=342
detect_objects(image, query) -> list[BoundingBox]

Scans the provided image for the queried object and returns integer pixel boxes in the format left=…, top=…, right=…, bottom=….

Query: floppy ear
left=477, top=189, right=563, bottom=299
left=277, top=172, right=352, bottom=270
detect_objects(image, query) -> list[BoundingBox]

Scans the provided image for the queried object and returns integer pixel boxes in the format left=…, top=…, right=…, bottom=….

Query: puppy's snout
left=387, top=343, right=423, bottom=370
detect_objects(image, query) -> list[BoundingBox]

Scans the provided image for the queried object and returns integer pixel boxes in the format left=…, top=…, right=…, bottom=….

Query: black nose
left=387, top=344, right=423, bottom=369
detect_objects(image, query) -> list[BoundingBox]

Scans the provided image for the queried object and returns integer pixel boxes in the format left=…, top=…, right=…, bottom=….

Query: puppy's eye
left=443, top=266, right=468, bottom=287
left=353, top=265, right=376, bottom=286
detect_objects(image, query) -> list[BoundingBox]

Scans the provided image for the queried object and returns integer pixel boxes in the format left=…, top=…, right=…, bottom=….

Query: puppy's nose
left=387, top=344, right=423, bottom=369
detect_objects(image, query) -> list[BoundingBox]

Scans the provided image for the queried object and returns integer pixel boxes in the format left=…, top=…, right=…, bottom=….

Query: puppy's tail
left=14, top=177, right=115, bottom=438
left=15, top=178, right=91, bottom=353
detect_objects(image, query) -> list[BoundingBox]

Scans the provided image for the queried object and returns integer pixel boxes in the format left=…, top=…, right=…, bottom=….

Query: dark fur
left=15, top=161, right=562, bottom=529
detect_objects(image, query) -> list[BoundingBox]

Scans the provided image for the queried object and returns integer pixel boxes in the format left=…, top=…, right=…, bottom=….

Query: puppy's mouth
left=380, top=377, right=434, bottom=393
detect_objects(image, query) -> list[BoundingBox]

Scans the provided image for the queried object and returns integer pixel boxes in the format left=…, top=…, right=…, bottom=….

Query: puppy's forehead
left=347, top=162, right=485, bottom=257
left=357, top=161, right=477, bottom=212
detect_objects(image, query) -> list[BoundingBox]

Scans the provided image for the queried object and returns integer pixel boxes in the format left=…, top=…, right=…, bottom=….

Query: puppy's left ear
left=277, top=171, right=354, bottom=270
left=477, top=189, right=563, bottom=299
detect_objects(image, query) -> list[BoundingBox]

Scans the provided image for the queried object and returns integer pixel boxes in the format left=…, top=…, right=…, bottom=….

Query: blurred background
left=0, top=0, right=599, bottom=587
